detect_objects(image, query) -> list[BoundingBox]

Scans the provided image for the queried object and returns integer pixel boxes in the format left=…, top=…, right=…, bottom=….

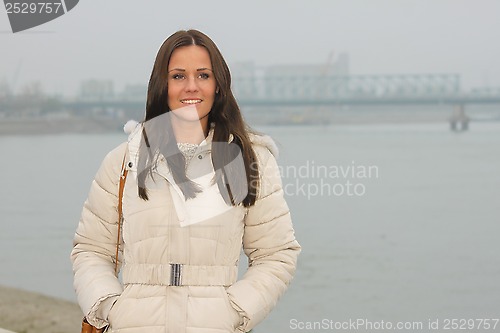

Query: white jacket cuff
left=86, top=294, right=120, bottom=329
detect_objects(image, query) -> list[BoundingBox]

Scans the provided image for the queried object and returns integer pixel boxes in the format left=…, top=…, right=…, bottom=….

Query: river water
left=1, top=122, right=499, bottom=332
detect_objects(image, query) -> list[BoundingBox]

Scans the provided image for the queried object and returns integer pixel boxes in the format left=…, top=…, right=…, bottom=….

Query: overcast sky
left=1, top=0, right=500, bottom=96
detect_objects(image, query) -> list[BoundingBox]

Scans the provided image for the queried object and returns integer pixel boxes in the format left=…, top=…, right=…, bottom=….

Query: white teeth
left=181, top=99, right=202, bottom=104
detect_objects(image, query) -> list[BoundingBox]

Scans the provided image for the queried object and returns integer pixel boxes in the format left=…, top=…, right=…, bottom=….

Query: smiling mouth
left=181, top=99, right=202, bottom=105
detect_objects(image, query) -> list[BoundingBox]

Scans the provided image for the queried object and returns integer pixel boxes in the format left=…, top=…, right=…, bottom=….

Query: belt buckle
left=170, top=263, right=182, bottom=286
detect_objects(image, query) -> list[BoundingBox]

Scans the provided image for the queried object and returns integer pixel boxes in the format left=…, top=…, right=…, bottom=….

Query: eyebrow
left=167, top=67, right=213, bottom=73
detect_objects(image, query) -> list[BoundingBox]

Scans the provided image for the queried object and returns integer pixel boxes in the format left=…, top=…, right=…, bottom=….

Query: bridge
left=64, top=74, right=500, bottom=130
left=61, top=73, right=500, bottom=130
left=66, top=73, right=500, bottom=108
left=233, top=74, right=500, bottom=106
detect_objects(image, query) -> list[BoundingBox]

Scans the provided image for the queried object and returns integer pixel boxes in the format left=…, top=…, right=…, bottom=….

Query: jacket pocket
left=221, top=287, right=243, bottom=330
left=186, top=286, right=242, bottom=332
left=107, top=295, right=122, bottom=329
left=107, top=285, right=130, bottom=330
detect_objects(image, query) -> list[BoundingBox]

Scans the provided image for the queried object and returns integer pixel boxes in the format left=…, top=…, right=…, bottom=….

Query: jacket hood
left=248, top=133, right=279, bottom=158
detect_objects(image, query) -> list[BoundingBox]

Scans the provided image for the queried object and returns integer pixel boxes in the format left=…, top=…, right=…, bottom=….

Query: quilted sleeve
left=226, top=144, right=301, bottom=332
left=70, top=142, right=127, bottom=328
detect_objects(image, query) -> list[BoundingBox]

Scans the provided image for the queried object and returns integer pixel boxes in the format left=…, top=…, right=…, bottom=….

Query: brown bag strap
left=114, top=154, right=128, bottom=276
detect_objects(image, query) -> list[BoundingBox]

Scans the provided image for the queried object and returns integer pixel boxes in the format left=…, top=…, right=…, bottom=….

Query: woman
left=71, top=29, right=300, bottom=333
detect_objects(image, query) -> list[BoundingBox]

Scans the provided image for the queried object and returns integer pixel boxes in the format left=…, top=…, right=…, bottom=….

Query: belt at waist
left=122, top=263, right=238, bottom=287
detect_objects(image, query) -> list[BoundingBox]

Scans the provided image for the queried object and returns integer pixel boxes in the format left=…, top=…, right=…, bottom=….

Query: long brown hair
left=138, top=29, right=259, bottom=207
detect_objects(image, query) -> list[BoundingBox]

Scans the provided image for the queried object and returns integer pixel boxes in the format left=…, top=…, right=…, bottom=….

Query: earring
left=216, top=88, right=220, bottom=94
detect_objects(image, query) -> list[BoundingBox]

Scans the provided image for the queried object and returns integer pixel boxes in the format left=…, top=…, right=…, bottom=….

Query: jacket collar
left=125, top=122, right=235, bottom=227
left=126, top=122, right=214, bottom=168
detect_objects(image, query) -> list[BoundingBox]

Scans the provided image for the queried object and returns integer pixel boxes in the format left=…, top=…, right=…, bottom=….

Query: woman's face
left=167, top=45, right=217, bottom=126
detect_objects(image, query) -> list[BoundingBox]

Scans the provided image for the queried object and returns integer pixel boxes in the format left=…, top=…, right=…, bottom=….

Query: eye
left=198, top=73, right=210, bottom=80
left=172, top=73, right=185, bottom=80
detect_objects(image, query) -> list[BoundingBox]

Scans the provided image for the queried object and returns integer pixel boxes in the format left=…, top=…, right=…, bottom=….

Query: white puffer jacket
left=71, top=125, right=301, bottom=333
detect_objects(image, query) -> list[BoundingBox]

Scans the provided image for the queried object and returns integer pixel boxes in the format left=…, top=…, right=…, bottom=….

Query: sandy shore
left=0, top=285, right=83, bottom=333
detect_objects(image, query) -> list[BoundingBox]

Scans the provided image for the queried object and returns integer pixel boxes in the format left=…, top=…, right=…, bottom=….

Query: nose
left=184, top=76, right=199, bottom=92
